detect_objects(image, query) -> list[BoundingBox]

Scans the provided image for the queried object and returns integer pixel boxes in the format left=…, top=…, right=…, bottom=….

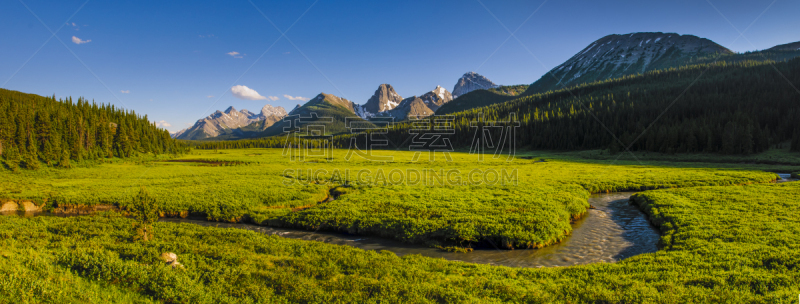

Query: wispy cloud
left=155, top=120, right=171, bottom=128
left=226, top=51, right=243, bottom=58
left=267, top=96, right=279, bottom=101
left=206, top=95, right=214, bottom=98
left=283, top=94, right=309, bottom=101
left=120, top=90, right=130, bottom=94
left=72, top=36, right=91, bottom=44
left=283, top=52, right=291, bottom=55
left=231, top=85, right=267, bottom=100
left=198, top=34, right=216, bottom=38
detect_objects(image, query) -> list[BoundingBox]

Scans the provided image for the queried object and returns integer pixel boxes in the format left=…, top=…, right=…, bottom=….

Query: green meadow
left=0, top=149, right=778, bottom=249
left=1, top=180, right=799, bottom=303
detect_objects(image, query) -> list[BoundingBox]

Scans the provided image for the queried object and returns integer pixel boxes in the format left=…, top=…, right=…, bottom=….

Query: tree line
left=0, top=89, right=185, bottom=171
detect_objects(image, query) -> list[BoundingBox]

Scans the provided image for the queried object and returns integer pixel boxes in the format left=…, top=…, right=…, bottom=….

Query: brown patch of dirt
left=51, top=204, right=119, bottom=215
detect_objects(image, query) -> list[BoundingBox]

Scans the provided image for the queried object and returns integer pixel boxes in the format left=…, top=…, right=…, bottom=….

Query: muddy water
left=161, top=192, right=661, bottom=268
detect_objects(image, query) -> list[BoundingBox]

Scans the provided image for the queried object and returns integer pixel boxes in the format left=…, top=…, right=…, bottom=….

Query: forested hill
left=0, top=88, right=183, bottom=171
left=436, top=48, right=800, bottom=116
left=195, top=58, right=800, bottom=155
left=445, top=58, right=800, bottom=154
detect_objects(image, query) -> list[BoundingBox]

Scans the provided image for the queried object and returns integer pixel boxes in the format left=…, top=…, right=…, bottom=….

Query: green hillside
left=446, top=58, right=800, bottom=154
left=260, top=93, right=374, bottom=138
left=435, top=85, right=527, bottom=115
left=526, top=49, right=800, bottom=95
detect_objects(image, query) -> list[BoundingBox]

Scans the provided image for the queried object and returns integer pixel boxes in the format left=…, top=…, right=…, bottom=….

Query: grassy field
left=1, top=181, right=799, bottom=303
left=0, top=149, right=778, bottom=250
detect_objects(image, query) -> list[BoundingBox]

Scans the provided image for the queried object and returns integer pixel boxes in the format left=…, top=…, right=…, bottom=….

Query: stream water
left=161, top=192, right=661, bottom=268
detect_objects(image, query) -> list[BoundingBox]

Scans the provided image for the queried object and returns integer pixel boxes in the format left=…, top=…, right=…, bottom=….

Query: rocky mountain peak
left=419, top=85, right=453, bottom=111
left=363, top=84, right=403, bottom=114
left=260, top=104, right=287, bottom=117
left=387, top=96, right=435, bottom=120
left=452, top=72, right=498, bottom=98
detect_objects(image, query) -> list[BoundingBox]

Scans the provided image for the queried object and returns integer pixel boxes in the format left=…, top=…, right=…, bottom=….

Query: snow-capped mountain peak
left=419, top=85, right=453, bottom=112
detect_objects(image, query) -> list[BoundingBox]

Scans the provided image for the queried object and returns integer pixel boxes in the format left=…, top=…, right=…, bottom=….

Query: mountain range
left=363, top=85, right=454, bottom=121
left=174, top=105, right=287, bottom=140
left=176, top=81, right=464, bottom=140
left=441, top=32, right=800, bottom=114
left=174, top=32, right=800, bottom=141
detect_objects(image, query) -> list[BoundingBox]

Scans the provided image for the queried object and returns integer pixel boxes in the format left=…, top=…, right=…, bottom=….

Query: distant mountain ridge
left=175, top=105, right=287, bottom=140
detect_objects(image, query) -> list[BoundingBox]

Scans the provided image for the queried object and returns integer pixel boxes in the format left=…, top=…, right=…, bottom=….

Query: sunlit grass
left=1, top=181, right=798, bottom=302
left=0, top=149, right=777, bottom=249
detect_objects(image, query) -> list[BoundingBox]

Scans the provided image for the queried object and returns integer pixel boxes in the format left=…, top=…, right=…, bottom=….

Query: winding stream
left=162, top=192, right=661, bottom=268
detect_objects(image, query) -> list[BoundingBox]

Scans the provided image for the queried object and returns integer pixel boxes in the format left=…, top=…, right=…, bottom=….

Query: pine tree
left=3, top=143, right=21, bottom=172
left=113, top=122, right=131, bottom=158
left=59, top=149, right=71, bottom=168
left=129, top=187, right=159, bottom=241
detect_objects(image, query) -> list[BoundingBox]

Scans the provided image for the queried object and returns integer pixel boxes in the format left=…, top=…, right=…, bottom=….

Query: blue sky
left=1, top=0, right=798, bottom=133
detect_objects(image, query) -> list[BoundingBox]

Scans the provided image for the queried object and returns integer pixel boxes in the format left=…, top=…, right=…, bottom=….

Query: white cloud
left=226, top=51, right=243, bottom=58
left=283, top=52, right=291, bottom=55
left=155, top=120, right=171, bottom=128
left=207, top=95, right=214, bottom=98
left=231, top=85, right=267, bottom=100
left=120, top=90, right=130, bottom=93
left=72, top=36, right=90, bottom=44
left=267, top=96, right=279, bottom=101
left=283, top=94, right=309, bottom=101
